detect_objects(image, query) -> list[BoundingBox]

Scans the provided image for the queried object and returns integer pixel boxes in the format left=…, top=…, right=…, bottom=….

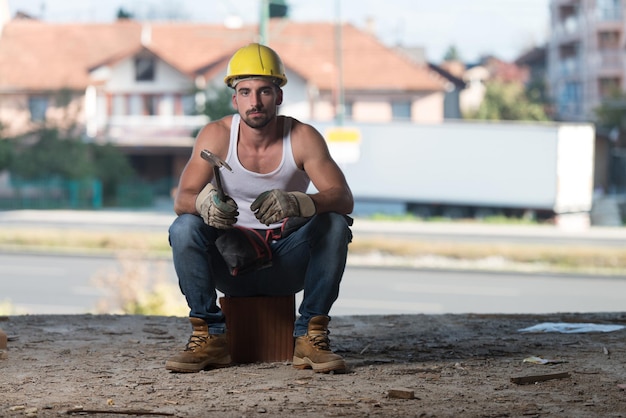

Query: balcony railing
left=596, top=7, right=622, bottom=21
left=557, top=100, right=584, bottom=119
left=94, top=114, right=209, bottom=146
left=559, top=57, right=583, bottom=76
left=554, top=16, right=581, bottom=38
left=592, top=50, right=624, bottom=71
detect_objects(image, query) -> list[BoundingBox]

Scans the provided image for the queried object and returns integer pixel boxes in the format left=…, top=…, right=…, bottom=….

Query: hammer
left=200, top=149, right=232, bottom=201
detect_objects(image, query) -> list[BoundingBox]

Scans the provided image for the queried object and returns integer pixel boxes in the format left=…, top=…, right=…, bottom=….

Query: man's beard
left=241, top=108, right=273, bottom=129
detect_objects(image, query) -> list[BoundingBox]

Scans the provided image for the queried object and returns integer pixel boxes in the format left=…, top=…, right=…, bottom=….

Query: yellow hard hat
left=224, top=43, right=287, bottom=88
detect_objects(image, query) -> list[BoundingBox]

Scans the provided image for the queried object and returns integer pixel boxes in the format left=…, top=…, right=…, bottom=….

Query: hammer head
left=200, top=149, right=232, bottom=172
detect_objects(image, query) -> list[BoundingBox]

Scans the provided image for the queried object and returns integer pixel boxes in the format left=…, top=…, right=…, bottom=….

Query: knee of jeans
left=318, top=213, right=353, bottom=244
left=169, top=214, right=203, bottom=246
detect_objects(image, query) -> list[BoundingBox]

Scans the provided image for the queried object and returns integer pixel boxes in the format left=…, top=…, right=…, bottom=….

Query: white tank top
left=218, top=114, right=311, bottom=230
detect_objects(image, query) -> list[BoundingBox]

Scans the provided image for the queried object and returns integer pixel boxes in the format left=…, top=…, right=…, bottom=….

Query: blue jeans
left=168, top=213, right=353, bottom=336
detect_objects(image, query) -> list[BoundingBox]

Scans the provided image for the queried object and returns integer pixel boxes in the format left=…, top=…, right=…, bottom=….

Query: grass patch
left=0, top=227, right=171, bottom=255
left=349, top=236, right=626, bottom=274
left=1, top=226, right=625, bottom=274
left=367, top=213, right=539, bottom=225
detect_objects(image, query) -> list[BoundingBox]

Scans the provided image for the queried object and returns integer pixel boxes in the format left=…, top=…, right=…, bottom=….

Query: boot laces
left=184, top=334, right=208, bottom=352
left=309, top=332, right=332, bottom=351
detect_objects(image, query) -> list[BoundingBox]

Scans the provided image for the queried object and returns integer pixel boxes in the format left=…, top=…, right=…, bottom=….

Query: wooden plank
left=510, top=372, right=571, bottom=385
left=388, top=388, right=415, bottom=399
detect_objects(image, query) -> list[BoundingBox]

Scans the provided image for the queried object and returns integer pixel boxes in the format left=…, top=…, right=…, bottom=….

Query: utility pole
left=259, top=0, right=269, bottom=45
left=335, top=0, right=345, bottom=126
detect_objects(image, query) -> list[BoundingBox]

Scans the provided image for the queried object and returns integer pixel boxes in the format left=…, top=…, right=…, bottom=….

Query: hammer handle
left=213, top=167, right=226, bottom=201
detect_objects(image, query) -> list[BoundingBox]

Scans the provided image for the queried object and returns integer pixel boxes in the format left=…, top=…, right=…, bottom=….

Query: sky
left=5, top=0, right=551, bottom=63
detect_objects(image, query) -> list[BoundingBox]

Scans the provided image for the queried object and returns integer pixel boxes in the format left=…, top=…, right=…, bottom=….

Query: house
left=0, top=16, right=448, bottom=185
left=393, top=45, right=466, bottom=119
left=515, top=46, right=547, bottom=87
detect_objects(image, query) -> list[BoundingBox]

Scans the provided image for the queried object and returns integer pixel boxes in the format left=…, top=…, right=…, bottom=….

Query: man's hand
left=195, top=183, right=239, bottom=229
left=250, top=189, right=315, bottom=226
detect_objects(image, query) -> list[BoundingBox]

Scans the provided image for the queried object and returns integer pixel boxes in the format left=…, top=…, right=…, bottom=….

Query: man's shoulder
left=286, top=116, right=319, bottom=137
left=199, top=115, right=234, bottom=136
left=195, top=115, right=235, bottom=159
left=287, top=116, right=329, bottom=166
left=213, top=115, right=235, bottom=131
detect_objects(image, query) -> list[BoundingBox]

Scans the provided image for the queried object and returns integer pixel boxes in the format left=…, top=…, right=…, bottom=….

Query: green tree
left=594, top=90, right=626, bottom=131
left=0, top=139, right=13, bottom=171
left=443, top=45, right=462, bottom=62
left=90, top=142, right=136, bottom=201
left=0, top=123, right=13, bottom=171
left=191, top=87, right=235, bottom=138
left=8, top=127, right=135, bottom=202
left=10, top=128, right=93, bottom=180
left=203, top=86, right=235, bottom=121
left=469, top=81, right=549, bottom=121
left=116, top=8, right=134, bottom=19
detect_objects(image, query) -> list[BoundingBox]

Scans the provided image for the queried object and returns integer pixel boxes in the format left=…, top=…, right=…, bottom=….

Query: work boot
left=165, top=317, right=231, bottom=373
left=293, top=315, right=346, bottom=373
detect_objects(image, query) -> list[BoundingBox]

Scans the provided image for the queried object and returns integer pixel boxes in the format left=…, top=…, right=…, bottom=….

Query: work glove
left=250, top=189, right=315, bottom=226
left=195, top=183, right=239, bottom=229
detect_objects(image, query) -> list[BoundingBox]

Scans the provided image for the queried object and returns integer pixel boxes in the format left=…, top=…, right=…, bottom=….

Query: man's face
left=232, top=78, right=283, bottom=129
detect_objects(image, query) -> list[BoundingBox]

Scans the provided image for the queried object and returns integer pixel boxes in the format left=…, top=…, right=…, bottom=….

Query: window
left=143, top=95, right=157, bottom=115
left=129, top=94, right=160, bottom=115
left=558, top=82, right=582, bottom=116
left=181, top=94, right=196, bottom=115
left=563, top=82, right=581, bottom=102
left=28, top=96, right=48, bottom=122
left=391, top=101, right=411, bottom=120
left=599, top=77, right=621, bottom=98
left=135, top=56, right=155, bottom=81
left=598, top=31, right=620, bottom=49
left=597, top=0, right=622, bottom=20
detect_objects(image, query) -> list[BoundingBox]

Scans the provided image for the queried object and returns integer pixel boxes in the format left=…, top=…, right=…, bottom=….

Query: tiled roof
left=0, top=18, right=446, bottom=93
left=0, top=20, right=142, bottom=90
left=267, top=21, right=444, bottom=91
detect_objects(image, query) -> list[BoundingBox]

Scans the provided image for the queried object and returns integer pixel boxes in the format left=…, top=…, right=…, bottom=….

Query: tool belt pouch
left=216, top=226, right=272, bottom=276
left=278, top=216, right=311, bottom=239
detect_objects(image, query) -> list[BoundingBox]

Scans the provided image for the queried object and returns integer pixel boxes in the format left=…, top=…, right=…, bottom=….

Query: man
left=166, top=43, right=354, bottom=374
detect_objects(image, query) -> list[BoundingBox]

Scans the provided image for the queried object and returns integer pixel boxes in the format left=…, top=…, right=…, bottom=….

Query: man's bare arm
left=293, top=121, right=354, bottom=215
left=173, top=119, right=231, bottom=215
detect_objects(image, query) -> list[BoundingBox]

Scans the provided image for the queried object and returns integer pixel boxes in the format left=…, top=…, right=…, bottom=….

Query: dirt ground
left=1, top=312, right=626, bottom=417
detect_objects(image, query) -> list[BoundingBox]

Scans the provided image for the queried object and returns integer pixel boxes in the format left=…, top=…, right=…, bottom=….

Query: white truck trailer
left=315, top=121, right=595, bottom=223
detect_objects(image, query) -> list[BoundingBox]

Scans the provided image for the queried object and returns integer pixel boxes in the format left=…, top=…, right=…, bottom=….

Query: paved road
left=1, top=209, right=625, bottom=315
left=338, top=266, right=626, bottom=315
left=2, top=252, right=625, bottom=316
left=1, top=253, right=114, bottom=314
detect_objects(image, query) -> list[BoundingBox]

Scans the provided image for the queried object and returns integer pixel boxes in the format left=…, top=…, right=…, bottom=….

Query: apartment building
left=548, top=0, right=625, bottom=122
